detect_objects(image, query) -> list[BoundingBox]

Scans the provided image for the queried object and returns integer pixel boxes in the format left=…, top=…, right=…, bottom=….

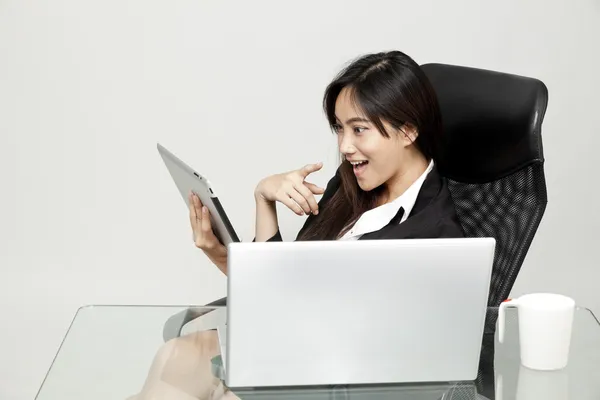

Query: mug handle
left=498, top=298, right=519, bottom=343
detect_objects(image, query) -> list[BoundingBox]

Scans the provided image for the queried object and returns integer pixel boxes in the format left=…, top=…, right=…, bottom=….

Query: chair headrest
left=421, top=63, right=549, bottom=183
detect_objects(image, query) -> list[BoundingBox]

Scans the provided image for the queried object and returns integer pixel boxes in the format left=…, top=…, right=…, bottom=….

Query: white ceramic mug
left=498, top=293, right=575, bottom=370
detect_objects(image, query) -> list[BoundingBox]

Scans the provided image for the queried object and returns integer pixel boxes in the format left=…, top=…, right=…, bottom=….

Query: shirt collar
left=341, top=160, right=435, bottom=240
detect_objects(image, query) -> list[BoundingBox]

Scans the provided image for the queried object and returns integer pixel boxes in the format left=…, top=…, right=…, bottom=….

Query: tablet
left=157, top=143, right=241, bottom=245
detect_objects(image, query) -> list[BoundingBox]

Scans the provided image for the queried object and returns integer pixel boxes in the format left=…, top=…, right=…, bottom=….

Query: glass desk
left=35, top=305, right=600, bottom=399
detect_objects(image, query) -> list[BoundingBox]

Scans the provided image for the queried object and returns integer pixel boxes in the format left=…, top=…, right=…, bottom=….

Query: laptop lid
left=225, top=238, right=495, bottom=388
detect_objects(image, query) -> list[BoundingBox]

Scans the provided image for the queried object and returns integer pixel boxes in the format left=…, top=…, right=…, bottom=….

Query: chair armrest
left=162, top=297, right=228, bottom=342
left=162, top=308, right=206, bottom=342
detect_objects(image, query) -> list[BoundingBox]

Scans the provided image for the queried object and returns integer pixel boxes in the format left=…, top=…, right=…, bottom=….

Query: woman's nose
left=339, top=134, right=356, bottom=155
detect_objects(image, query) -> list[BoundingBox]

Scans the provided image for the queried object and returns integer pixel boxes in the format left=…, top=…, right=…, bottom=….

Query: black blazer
left=266, top=165, right=465, bottom=242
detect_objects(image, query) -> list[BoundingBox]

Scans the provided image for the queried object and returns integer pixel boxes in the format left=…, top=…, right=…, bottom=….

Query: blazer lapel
left=359, top=166, right=443, bottom=240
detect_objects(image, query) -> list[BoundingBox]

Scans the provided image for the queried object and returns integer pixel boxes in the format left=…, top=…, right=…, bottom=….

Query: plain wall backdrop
left=1, top=0, right=599, bottom=398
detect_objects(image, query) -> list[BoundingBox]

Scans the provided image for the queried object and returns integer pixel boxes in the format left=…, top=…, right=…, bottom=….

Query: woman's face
left=334, top=87, right=416, bottom=192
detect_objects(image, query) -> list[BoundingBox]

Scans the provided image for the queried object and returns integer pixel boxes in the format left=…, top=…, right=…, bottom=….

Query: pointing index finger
left=300, top=162, right=323, bottom=178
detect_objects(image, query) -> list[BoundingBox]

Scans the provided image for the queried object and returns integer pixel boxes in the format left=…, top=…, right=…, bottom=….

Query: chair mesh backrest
left=447, top=163, right=547, bottom=306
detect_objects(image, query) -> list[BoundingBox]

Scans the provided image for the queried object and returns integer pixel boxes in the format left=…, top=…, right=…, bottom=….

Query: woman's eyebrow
left=335, top=116, right=370, bottom=124
left=345, top=117, right=370, bottom=124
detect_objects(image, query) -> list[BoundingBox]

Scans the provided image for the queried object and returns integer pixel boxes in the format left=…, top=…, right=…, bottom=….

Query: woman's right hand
left=254, top=162, right=326, bottom=216
left=188, top=192, right=228, bottom=273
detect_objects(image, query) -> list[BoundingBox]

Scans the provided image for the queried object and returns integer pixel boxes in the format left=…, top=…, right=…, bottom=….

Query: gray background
left=1, top=0, right=598, bottom=399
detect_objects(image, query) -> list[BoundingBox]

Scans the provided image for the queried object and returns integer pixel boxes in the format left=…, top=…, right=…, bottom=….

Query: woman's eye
left=332, top=124, right=342, bottom=133
left=354, top=126, right=367, bottom=134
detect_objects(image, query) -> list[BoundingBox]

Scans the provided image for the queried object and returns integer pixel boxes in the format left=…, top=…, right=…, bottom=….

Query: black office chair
left=422, top=64, right=548, bottom=400
left=421, top=63, right=549, bottom=308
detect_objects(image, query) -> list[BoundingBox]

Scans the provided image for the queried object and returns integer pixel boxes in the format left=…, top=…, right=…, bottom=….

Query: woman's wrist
left=255, top=193, right=274, bottom=207
left=254, top=183, right=272, bottom=204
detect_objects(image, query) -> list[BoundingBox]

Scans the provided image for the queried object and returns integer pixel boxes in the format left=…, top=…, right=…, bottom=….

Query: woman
left=191, top=50, right=463, bottom=276
left=130, top=50, right=464, bottom=400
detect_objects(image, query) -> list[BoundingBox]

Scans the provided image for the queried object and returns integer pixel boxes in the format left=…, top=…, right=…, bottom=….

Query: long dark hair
left=296, top=51, right=444, bottom=241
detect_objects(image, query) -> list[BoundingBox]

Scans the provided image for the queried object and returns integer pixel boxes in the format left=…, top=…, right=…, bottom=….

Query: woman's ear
left=400, top=123, right=419, bottom=146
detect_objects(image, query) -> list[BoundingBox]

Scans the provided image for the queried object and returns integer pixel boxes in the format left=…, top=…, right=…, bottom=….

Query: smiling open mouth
left=349, top=160, right=369, bottom=176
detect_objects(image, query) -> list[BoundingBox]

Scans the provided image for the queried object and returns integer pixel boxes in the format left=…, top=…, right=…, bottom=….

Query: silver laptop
left=224, top=238, right=495, bottom=388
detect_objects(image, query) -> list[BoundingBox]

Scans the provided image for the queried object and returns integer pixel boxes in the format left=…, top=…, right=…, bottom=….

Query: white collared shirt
left=340, top=160, right=435, bottom=240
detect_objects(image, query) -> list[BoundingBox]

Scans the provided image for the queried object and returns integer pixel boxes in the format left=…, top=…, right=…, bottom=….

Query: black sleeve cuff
left=252, top=229, right=283, bottom=242
left=267, top=230, right=283, bottom=241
